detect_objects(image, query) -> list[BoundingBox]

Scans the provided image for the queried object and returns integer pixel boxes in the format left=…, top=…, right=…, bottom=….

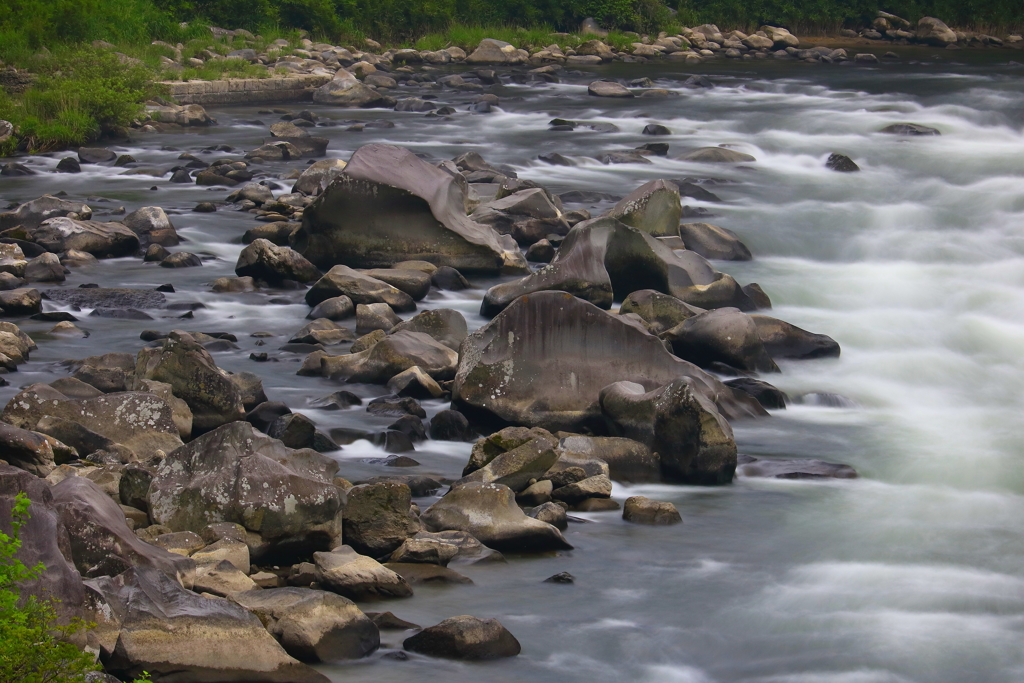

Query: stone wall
left=162, top=75, right=332, bottom=105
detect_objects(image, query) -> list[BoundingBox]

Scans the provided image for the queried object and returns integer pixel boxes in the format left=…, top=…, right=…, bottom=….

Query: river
left=2, top=47, right=1024, bottom=683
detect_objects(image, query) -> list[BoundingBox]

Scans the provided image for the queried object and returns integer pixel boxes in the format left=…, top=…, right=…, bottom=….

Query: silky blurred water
left=3, top=49, right=1024, bottom=682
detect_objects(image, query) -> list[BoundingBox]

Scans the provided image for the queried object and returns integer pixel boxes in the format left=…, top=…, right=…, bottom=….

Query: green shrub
left=0, top=493, right=97, bottom=683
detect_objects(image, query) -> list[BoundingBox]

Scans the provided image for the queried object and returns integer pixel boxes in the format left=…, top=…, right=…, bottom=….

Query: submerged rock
left=455, top=291, right=765, bottom=433
left=736, top=454, right=857, bottom=479
left=403, top=615, right=521, bottom=660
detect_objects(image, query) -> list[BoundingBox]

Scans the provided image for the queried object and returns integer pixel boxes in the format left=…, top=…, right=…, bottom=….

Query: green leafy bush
left=0, top=493, right=97, bottom=683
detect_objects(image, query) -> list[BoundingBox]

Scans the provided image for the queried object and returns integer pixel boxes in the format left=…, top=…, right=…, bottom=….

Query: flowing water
left=3, top=49, right=1024, bottom=683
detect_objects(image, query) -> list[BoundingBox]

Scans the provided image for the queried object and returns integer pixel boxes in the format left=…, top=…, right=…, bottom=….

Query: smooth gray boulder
left=28, top=217, right=139, bottom=257
left=588, top=80, right=633, bottom=97
left=0, top=464, right=85, bottom=622
left=664, top=308, right=780, bottom=373
left=420, top=482, right=573, bottom=552
left=455, top=291, right=766, bottom=433
left=0, top=194, right=91, bottom=230
left=466, top=39, right=526, bottom=65
left=622, top=496, right=682, bottom=524
left=600, top=379, right=738, bottom=485
left=312, top=69, right=390, bottom=107
left=403, top=615, right=520, bottom=660
left=619, top=289, right=703, bottom=335
left=390, top=308, right=468, bottom=351
left=148, top=421, right=343, bottom=563
left=751, top=315, right=841, bottom=360
left=123, top=206, right=180, bottom=247
left=231, top=587, right=379, bottom=662
left=93, top=567, right=328, bottom=683
left=295, top=144, right=525, bottom=274
left=678, top=222, right=752, bottom=261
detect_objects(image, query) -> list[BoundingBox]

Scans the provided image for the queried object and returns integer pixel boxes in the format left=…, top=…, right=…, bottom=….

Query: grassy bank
left=1, top=0, right=1021, bottom=153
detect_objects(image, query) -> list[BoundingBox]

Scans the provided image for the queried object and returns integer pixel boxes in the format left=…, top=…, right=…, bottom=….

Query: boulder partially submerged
left=480, top=217, right=753, bottom=316
left=454, top=291, right=765, bottom=433
left=295, top=144, right=526, bottom=274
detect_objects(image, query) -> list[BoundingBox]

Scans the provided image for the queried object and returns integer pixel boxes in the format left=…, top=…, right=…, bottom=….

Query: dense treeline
left=1, top=0, right=1021, bottom=51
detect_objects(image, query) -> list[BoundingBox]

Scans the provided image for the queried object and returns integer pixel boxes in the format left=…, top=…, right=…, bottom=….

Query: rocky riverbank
left=0, top=24, right=1001, bottom=681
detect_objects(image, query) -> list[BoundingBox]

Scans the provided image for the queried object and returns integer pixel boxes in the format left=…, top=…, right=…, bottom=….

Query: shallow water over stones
left=4, top=51, right=1024, bottom=682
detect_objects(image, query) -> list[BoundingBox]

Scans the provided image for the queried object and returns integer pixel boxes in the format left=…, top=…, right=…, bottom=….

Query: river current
left=3, top=48, right=1024, bottom=683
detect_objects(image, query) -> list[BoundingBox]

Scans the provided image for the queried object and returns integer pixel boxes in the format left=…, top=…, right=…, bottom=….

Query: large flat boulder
left=313, top=546, right=413, bottom=599
left=454, top=291, right=765, bottom=433
left=93, top=567, right=328, bottom=683
left=294, top=144, right=525, bottom=274
left=305, top=264, right=415, bottom=310
left=1, top=384, right=182, bottom=460
left=312, top=69, right=391, bottom=107
left=148, top=422, right=343, bottom=563
left=28, top=217, right=139, bottom=257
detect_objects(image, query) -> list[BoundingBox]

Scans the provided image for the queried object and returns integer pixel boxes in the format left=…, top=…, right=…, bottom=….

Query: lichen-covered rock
left=459, top=427, right=559, bottom=492
left=134, top=330, right=246, bottom=434
left=619, top=289, right=703, bottom=335
left=1, top=384, right=182, bottom=460
left=606, top=179, right=681, bottom=237
left=0, top=421, right=74, bottom=477
left=341, top=482, right=421, bottom=557
left=148, top=421, right=343, bottom=563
